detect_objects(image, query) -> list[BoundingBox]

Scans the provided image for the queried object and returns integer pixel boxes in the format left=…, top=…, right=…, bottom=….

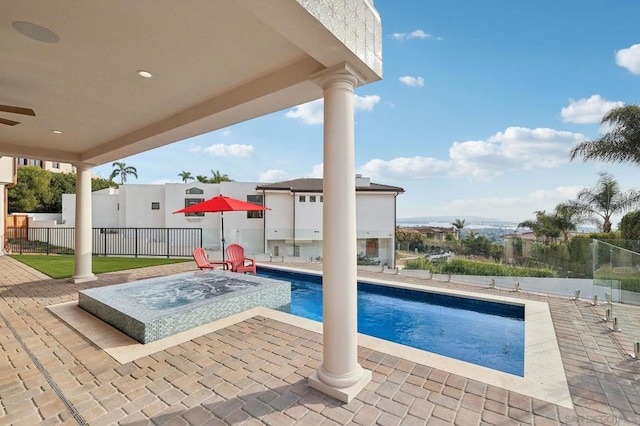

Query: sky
left=92, top=0, right=640, bottom=225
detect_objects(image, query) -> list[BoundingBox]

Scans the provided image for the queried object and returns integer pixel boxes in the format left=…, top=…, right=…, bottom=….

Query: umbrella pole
left=221, top=212, right=225, bottom=264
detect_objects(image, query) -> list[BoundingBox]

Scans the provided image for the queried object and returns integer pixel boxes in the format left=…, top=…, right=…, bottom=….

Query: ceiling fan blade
left=0, top=104, right=36, bottom=116
left=0, top=117, right=20, bottom=126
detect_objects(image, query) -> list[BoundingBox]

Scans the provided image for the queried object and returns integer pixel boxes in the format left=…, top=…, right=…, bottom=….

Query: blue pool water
left=258, top=269, right=525, bottom=376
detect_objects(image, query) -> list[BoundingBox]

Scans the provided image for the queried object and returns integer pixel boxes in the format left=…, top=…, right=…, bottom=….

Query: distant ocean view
left=397, top=217, right=518, bottom=231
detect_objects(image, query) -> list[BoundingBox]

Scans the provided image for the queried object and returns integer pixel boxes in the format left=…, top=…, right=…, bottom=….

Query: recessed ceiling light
left=137, top=70, right=153, bottom=78
left=52, top=130, right=62, bottom=134
left=13, top=21, right=60, bottom=44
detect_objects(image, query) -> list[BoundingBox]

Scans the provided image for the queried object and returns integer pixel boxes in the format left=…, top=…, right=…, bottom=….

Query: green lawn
left=10, top=255, right=193, bottom=279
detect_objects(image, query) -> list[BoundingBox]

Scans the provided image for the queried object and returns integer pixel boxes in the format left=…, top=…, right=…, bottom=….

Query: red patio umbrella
left=173, top=195, right=269, bottom=262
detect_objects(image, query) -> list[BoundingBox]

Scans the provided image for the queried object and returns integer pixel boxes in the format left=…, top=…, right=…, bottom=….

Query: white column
left=70, top=164, right=96, bottom=283
left=308, top=64, right=371, bottom=402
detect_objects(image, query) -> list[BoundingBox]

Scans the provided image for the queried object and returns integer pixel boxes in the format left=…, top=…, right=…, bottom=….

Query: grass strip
left=10, top=255, right=192, bottom=279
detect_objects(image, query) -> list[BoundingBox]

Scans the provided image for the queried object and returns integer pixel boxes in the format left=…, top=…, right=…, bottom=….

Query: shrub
left=405, top=257, right=557, bottom=277
left=357, top=252, right=379, bottom=265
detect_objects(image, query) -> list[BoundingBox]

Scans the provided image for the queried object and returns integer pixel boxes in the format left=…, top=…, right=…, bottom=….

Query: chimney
left=355, top=174, right=370, bottom=187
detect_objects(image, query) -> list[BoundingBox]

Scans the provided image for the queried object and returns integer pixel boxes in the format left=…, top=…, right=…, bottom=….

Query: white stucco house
left=62, top=176, right=404, bottom=266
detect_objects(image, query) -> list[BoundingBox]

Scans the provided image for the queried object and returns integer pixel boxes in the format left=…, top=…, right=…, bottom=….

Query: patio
left=1, top=256, right=639, bottom=425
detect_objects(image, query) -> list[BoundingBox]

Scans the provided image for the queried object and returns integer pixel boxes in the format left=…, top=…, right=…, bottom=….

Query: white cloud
left=560, top=95, right=624, bottom=124
left=188, top=145, right=202, bottom=153
left=285, top=95, right=381, bottom=125
left=399, top=76, right=425, bottom=88
left=359, top=126, right=584, bottom=183
left=435, top=186, right=583, bottom=222
left=354, top=95, right=381, bottom=111
left=310, top=163, right=323, bottom=178
left=391, top=29, right=441, bottom=41
left=615, top=43, right=640, bottom=74
left=201, top=143, right=254, bottom=157
left=259, top=169, right=289, bottom=183
left=285, top=99, right=324, bottom=125
left=359, top=156, right=452, bottom=180
left=221, top=129, right=231, bottom=137
left=450, top=127, right=585, bottom=180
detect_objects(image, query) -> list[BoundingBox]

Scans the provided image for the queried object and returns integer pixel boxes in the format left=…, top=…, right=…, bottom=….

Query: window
left=310, top=196, right=316, bottom=202
left=320, top=196, right=324, bottom=202
left=51, top=162, right=60, bottom=169
left=185, top=187, right=204, bottom=195
left=184, top=198, right=204, bottom=216
left=366, top=239, right=379, bottom=257
left=151, top=202, right=160, bottom=210
left=247, top=195, right=264, bottom=219
left=299, top=195, right=306, bottom=202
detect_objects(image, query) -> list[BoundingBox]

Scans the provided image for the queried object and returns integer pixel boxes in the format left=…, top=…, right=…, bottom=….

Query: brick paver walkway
left=1, top=255, right=639, bottom=425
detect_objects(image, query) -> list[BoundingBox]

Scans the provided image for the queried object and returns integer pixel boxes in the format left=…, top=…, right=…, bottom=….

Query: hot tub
left=78, top=270, right=291, bottom=343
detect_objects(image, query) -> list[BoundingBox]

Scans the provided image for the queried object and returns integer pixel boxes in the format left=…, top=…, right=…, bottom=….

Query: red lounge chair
left=225, top=244, right=257, bottom=274
left=192, top=247, right=230, bottom=270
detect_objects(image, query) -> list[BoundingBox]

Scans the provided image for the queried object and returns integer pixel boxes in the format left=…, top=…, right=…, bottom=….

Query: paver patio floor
left=1, top=256, right=639, bottom=425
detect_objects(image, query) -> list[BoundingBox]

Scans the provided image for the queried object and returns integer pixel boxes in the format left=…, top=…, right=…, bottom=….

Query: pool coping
left=47, top=265, right=572, bottom=409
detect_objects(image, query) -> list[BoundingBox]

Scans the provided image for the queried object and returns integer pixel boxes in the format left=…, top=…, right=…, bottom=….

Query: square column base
left=308, top=369, right=372, bottom=403
left=69, top=274, right=97, bottom=284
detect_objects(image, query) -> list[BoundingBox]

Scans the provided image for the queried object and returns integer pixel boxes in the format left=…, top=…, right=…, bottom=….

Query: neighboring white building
left=62, top=177, right=404, bottom=265
left=257, top=176, right=404, bottom=266
left=16, top=158, right=76, bottom=173
left=0, top=156, right=17, bottom=254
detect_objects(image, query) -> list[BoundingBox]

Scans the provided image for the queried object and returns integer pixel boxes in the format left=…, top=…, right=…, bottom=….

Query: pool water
left=258, top=269, right=525, bottom=376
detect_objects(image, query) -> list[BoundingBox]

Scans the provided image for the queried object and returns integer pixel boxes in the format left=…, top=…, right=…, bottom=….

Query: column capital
left=311, top=63, right=366, bottom=89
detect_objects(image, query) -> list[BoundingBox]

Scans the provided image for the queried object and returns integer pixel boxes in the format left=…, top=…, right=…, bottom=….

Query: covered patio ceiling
left=0, top=0, right=382, bottom=167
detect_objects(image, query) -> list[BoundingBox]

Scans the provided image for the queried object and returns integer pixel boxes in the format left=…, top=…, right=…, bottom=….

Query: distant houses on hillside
left=398, top=225, right=460, bottom=241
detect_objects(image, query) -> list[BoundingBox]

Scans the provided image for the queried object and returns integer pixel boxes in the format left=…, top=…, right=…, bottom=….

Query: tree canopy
left=569, top=104, right=640, bottom=165
left=194, top=170, right=234, bottom=183
left=8, top=167, right=112, bottom=213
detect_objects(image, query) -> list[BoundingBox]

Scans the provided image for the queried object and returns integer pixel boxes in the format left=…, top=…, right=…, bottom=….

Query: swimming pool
left=258, top=268, right=525, bottom=376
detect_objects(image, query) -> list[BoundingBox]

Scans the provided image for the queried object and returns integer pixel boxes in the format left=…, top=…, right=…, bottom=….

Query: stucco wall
left=0, top=157, right=15, bottom=184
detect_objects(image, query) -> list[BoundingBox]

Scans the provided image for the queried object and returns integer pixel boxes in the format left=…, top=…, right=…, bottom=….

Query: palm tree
left=210, top=169, right=233, bottom=183
left=178, top=171, right=194, bottom=183
left=569, top=104, right=640, bottom=165
left=109, top=162, right=138, bottom=185
left=451, top=218, right=465, bottom=231
left=552, top=203, right=581, bottom=242
left=568, top=172, right=640, bottom=232
left=451, top=218, right=465, bottom=246
left=518, top=211, right=561, bottom=242
left=196, top=175, right=210, bottom=183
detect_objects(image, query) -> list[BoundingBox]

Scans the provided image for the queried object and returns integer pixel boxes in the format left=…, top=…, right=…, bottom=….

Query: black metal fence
left=6, top=227, right=203, bottom=257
